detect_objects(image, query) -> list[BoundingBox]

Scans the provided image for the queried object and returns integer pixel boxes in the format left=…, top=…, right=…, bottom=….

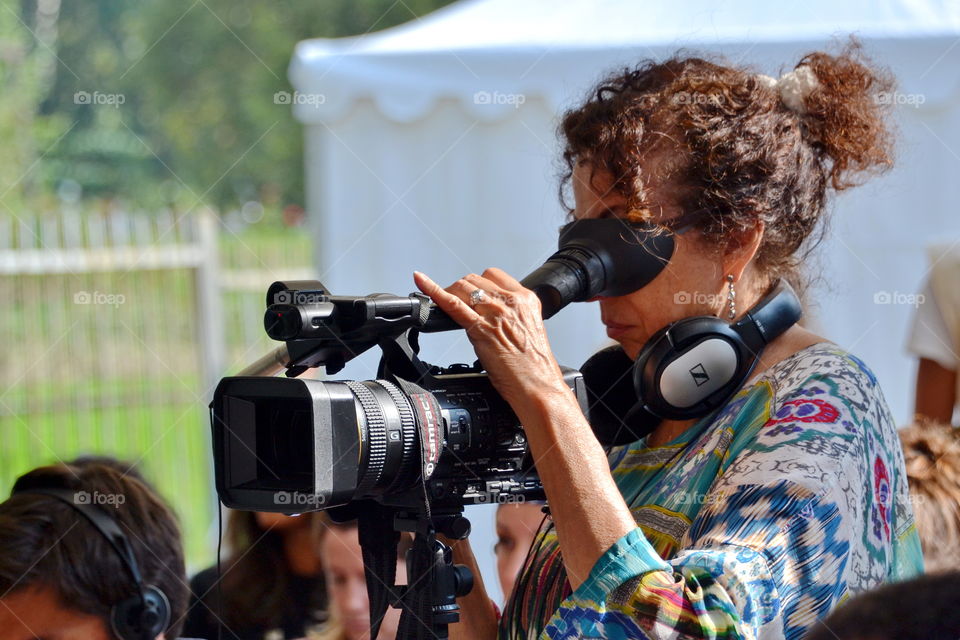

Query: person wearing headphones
left=415, top=42, right=924, bottom=639
left=0, top=461, right=188, bottom=640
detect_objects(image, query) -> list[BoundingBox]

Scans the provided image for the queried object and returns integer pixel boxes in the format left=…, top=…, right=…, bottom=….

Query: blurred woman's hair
left=899, top=420, right=960, bottom=572
left=805, top=570, right=960, bottom=640
left=217, top=509, right=327, bottom=630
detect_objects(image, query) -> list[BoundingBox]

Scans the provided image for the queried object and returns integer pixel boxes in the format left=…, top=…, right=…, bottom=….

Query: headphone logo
left=689, top=363, right=710, bottom=386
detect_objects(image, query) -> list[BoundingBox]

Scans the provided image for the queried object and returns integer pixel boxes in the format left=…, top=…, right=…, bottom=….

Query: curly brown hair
left=559, top=39, right=895, bottom=287
left=899, top=420, right=960, bottom=573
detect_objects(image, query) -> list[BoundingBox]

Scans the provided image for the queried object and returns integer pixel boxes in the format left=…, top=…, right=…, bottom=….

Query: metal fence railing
left=0, top=206, right=314, bottom=568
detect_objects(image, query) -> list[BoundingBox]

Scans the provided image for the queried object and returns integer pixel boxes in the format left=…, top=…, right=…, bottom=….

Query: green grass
left=1, top=221, right=315, bottom=572
left=0, top=399, right=214, bottom=570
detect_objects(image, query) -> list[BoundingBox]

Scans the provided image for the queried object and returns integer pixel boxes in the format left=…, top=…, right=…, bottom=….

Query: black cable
left=217, top=505, right=223, bottom=640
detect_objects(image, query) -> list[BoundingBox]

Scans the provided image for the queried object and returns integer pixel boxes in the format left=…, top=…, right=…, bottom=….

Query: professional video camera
left=213, top=278, right=589, bottom=513
left=209, top=217, right=679, bottom=639
left=210, top=218, right=677, bottom=516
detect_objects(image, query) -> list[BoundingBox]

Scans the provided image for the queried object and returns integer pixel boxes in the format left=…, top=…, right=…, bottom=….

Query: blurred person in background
left=804, top=571, right=960, bottom=640
left=0, top=461, right=188, bottom=639
left=183, top=510, right=328, bottom=640
left=899, top=419, right=960, bottom=572
left=908, top=244, right=960, bottom=425
left=310, top=519, right=411, bottom=640
left=416, top=41, right=923, bottom=639
left=494, top=502, right=546, bottom=601
left=69, top=454, right=153, bottom=484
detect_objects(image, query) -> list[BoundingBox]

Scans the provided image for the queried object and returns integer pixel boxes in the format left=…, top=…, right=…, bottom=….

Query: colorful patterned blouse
left=501, top=343, right=924, bottom=640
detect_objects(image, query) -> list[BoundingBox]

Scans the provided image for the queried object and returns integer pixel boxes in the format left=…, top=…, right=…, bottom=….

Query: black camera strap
left=360, top=504, right=449, bottom=640
left=358, top=501, right=401, bottom=639
left=394, top=528, right=438, bottom=640
left=355, top=333, right=472, bottom=640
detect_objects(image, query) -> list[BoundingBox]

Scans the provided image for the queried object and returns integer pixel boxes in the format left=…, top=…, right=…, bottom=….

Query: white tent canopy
left=290, top=0, right=960, bottom=603
left=292, top=0, right=960, bottom=122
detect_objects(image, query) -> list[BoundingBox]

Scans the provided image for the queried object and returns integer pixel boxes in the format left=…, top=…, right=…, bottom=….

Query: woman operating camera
left=415, top=42, right=924, bottom=639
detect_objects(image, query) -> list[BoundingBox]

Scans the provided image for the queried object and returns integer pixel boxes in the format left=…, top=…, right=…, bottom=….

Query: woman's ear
left=722, top=220, right=765, bottom=281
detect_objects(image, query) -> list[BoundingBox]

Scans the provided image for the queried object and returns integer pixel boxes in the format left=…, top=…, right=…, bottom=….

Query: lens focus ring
left=375, top=380, right=418, bottom=491
left=346, top=381, right=387, bottom=494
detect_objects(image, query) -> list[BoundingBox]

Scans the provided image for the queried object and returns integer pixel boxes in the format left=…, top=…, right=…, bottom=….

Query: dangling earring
left=726, top=274, right=736, bottom=320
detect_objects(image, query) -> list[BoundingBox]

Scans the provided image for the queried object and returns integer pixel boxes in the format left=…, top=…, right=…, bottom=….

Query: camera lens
left=266, top=404, right=314, bottom=476
left=347, top=380, right=419, bottom=498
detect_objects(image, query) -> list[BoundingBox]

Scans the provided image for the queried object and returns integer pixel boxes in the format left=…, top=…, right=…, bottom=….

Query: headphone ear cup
left=579, top=345, right=638, bottom=441
left=635, top=317, right=749, bottom=420
left=633, top=324, right=673, bottom=411
left=579, top=345, right=659, bottom=446
left=111, top=586, right=170, bottom=640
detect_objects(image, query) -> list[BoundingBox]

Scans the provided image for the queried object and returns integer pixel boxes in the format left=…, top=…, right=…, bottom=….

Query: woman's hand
left=415, top=269, right=638, bottom=592
left=413, top=268, right=568, bottom=410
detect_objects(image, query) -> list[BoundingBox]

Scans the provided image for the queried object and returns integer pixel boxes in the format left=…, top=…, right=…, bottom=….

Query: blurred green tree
left=0, top=0, right=67, bottom=215
left=23, top=0, right=455, bottom=211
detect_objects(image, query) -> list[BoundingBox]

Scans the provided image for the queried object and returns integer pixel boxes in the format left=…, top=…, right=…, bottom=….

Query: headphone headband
left=14, top=488, right=146, bottom=586
left=732, top=279, right=802, bottom=351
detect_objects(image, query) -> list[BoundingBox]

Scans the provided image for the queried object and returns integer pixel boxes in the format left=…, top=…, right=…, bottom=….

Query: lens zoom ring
left=346, top=381, right=387, bottom=494
left=376, top=380, right=418, bottom=489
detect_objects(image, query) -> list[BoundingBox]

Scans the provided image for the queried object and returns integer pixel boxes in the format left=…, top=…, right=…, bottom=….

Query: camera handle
left=359, top=502, right=474, bottom=640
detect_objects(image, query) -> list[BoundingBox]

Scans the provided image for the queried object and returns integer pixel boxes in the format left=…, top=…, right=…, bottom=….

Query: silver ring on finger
left=469, top=289, right=486, bottom=306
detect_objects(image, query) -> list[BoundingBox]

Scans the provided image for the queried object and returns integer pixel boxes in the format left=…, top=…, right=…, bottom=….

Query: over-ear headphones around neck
left=10, top=479, right=171, bottom=640
left=581, top=279, right=802, bottom=446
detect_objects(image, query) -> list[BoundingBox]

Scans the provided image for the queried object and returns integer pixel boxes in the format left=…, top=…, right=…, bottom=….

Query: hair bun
left=794, top=40, right=895, bottom=190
